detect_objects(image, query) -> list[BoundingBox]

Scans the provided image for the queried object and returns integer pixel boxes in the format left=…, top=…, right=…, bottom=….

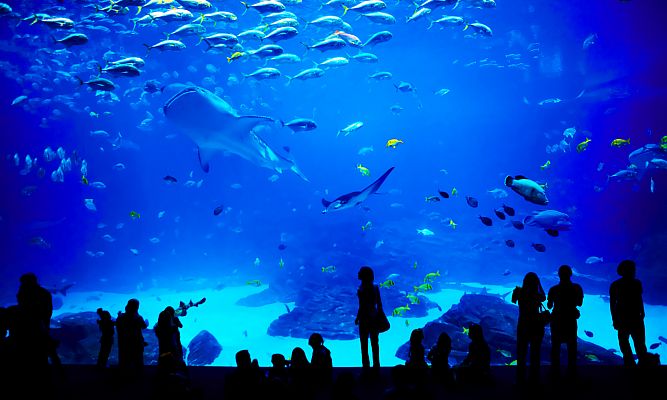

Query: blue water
left=1, top=0, right=666, bottom=363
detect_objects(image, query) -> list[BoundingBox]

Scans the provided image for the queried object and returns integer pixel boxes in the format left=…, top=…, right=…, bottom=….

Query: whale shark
left=322, top=167, right=395, bottom=213
left=163, top=86, right=308, bottom=181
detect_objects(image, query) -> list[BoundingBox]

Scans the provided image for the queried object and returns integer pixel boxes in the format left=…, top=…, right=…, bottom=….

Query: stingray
left=322, top=167, right=395, bottom=213
left=163, top=86, right=308, bottom=181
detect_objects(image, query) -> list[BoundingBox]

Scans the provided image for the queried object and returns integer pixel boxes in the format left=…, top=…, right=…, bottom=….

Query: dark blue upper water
left=1, top=0, right=666, bottom=315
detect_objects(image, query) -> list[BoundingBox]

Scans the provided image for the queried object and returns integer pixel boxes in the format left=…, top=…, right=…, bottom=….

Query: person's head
left=235, top=349, right=252, bottom=368
left=271, top=353, right=286, bottom=368
left=468, top=323, right=484, bottom=342
left=125, top=298, right=140, bottom=313
left=522, top=272, right=541, bottom=291
left=358, top=266, right=374, bottom=284
left=290, top=347, right=309, bottom=366
left=410, top=328, right=424, bottom=345
left=558, top=265, right=573, bottom=281
left=437, top=332, right=452, bottom=352
left=617, top=260, right=636, bottom=278
left=308, top=332, right=324, bottom=349
left=19, top=272, right=38, bottom=287
left=97, top=308, right=110, bottom=320
left=165, top=306, right=175, bottom=316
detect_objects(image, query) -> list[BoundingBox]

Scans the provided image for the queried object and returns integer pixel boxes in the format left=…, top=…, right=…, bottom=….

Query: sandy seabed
left=52, top=283, right=667, bottom=366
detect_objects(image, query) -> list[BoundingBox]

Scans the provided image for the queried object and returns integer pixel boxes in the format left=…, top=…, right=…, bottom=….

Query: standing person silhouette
left=609, top=259, right=648, bottom=367
left=547, top=265, right=583, bottom=380
left=115, top=298, right=148, bottom=374
left=511, top=272, right=547, bottom=385
left=96, top=308, right=115, bottom=369
left=355, top=266, right=384, bottom=370
left=16, top=272, right=53, bottom=369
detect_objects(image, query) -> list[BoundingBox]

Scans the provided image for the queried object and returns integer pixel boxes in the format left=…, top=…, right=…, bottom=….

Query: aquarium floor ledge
left=2, top=364, right=664, bottom=400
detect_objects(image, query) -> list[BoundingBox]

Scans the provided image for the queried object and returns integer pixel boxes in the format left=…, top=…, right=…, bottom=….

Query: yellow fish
left=129, top=211, right=141, bottom=219
left=406, top=293, right=420, bottom=304
left=380, top=279, right=395, bottom=289
left=413, top=283, right=433, bottom=292
left=424, top=271, right=440, bottom=283
left=540, top=160, right=551, bottom=170
left=278, top=257, right=284, bottom=269
left=361, top=221, right=372, bottom=231
left=246, top=280, right=262, bottom=287
left=392, top=304, right=410, bottom=317
left=227, top=51, right=245, bottom=63
left=462, top=326, right=469, bottom=335
left=451, top=187, right=458, bottom=196
left=585, top=353, right=600, bottom=362
left=405, top=319, right=410, bottom=327
left=322, top=265, right=336, bottom=273
left=412, top=261, right=418, bottom=269
left=81, top=175, right=89, bottom=185
left=449, top=219, right=457, bottom=229
left=357, top=164, right=370, bottom=177
left=662, top=136, right=667, bottom=150
left=611, top=138, right=630, bottom=148
left=385, top=138, right=404, bottom=148
left=576, top=137, right=591, bottom=153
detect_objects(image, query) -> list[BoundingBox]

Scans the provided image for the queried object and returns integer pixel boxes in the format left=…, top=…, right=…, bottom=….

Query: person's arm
left=576, top=284, right=584, bottom=307
left=639, top=280, right=645, bottom=318
left=376, top=285, right=384, bottom=312
left=511, top=287, right=520, bottom=304
left=547, top=288, right=554, bottom=309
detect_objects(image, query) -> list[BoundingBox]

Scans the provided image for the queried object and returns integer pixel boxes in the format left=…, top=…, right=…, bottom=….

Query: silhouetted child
left=266, top=353, right=289, bottom=398
left=268, top=353, right=289, bottom=384
left=406, top=328, right=427, bottom=369
left=155, top=306, right=184, bottom=362
left=453, top=323, right=491, bottom=387
left=288, top=346, right=313, bottom=398
left=225, top=349, right=265, bottom=400
left=610, top=259, right=648, bottom=367
left=96, top=308, right=115, bottom=369
left=512, top=271, right=547, bottom=384
left=308, top=332, right=333, bottom=385
left=427, top=332, right=453, bottom=387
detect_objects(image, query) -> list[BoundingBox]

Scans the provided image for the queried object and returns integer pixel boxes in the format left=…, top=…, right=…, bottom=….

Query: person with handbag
left=355, top=265, right=386, bottom=370
left=511, top=272, right=547, bottom=385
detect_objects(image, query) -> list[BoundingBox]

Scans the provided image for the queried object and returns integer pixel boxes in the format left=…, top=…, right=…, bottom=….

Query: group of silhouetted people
left=0, top=260, right=657, bottom=397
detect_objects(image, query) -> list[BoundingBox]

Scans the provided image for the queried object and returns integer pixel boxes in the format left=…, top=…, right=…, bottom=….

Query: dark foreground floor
left=0, top=364, right=664, bottom=400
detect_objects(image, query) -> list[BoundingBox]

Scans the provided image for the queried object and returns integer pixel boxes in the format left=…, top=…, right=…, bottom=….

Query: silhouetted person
left=224, top=349, right=265, bottom=400
left=267, top=353, right=289, bottom=384
left=453, top=323, right=491, bottom=387
left=427, top=332, right=453, bottom=387
left=547, top=265, right=583, bottom=380
left=265, top=353, right=289, bottom=399
left=15, top=272, right=53, bottom=369
left=610, top=259, right=648, bottom=367
left=115, top=298, right=148, bottom=373
left=308, top=332, right=333, bottom=385
left=155, top=306, right=184, bottom=362
left=288, top=345, right=312, bottom=398
left=96, top=308, right=115, bottom=369
left=355, top=265, right=384, bottom=370
left=512, top=272, right=547, bottom=384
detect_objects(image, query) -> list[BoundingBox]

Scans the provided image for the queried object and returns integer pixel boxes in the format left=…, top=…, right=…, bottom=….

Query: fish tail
left=75, top=76, right=84, bottom=86
left=284, top=76, right=292, bottom=86
left=341, top=5, right=348, bottom=17
left=50, top=35, right=57, bottom=44
left=463, top=23, right=469, bottom=31
left=240, top=1, right=248, bottom=15
left=226, top=56, right=232, bottom=63
left=427, top=20, right=434, bottom=30
left=136, top=6, right=142, bottom=15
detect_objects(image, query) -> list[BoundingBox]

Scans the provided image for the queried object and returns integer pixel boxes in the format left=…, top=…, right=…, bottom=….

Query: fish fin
left=197, top=146, right=213, bottom=173
left=322, top=198, right=332, bottom=208
left=515, top=175, right=528, bottom=180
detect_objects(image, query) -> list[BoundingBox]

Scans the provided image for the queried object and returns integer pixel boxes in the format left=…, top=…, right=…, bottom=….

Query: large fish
left=163, top=86, right=308, bottom=180
left=505, top=175, right=548, bottom=205
left=322, top=166, right=394, bottom=213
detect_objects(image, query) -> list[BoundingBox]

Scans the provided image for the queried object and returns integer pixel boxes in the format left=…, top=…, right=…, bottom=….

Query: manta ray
left=322, top=167, right=395, bottom=213
left=163, top=86, right=308, bottom=181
